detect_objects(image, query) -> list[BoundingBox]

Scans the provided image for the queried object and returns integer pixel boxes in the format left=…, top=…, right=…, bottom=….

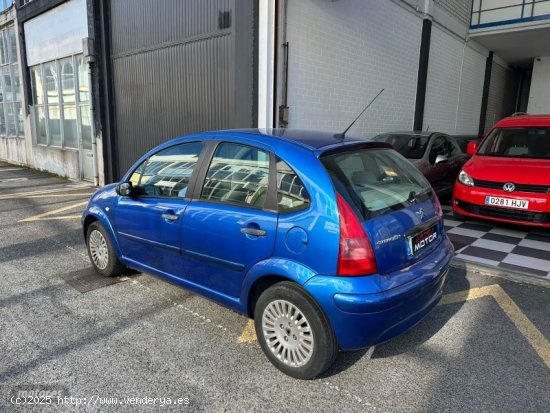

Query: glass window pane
left=60, top=58, right=75, bottom=103
left=15, top=101, right=22, bottom=136
left=12, top=63, right=20, bottom=102
left=2, top=66, right=12, bottom=102
left=80, top=105, right=92, bottom=150
left=201, top=143, right=270, bottom=208
left=7, top=26, right=16, bottom=64
left=77, top=55, right=89, bottom=102
left=0, top=103, right=5, bottom=135
left=35, top=106, right=47, bottom=144
left=30, top=66, right=44, bottom=105
left=0, top=32, right=6, bottom=66
left=48, top=105, right=61, bottom=146
left=139, top=142, right=204, bottom=198
left=276, top=158, right=310, bottom=213
left=44, top=62, right=59, bottom=105
left=63, top=105, right=78, bottom=148
left=6, top=102, right=15, bottom=135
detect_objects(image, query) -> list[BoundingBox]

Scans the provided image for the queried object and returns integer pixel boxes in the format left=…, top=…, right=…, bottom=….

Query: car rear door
left=114, top=141, right=204, bottom=272
left=179, top=141, right=278, bottom=298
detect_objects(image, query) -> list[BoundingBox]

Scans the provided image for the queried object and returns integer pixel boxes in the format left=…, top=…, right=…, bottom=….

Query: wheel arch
left=241, top=258, right=318, bottom=317
left=82, top=207, right=123, bottom=258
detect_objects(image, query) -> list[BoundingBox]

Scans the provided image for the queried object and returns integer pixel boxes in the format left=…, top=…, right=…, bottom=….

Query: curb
left=451, top=257, right=550, bottom=289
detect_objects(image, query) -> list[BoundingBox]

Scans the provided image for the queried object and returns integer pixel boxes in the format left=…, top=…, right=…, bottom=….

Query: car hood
left=465, top=156, right=550, bottom=185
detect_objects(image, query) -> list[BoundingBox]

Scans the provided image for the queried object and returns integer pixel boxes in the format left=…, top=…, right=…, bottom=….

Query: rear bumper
left=303, top=236, right=453, bottom=351
left=453, top=182, right=550, bottom=227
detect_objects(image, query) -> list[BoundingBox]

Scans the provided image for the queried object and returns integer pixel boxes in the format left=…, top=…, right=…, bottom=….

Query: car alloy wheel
left=262, top=299, right=314, bottom=367
left=254, top=282, right=338, bottom=379
left=86, top=221, right=125, bottom=277
left=88, top=229, right=109, bottom=270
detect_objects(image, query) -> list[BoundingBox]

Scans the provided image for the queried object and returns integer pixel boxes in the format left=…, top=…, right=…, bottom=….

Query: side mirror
left=434, top=154, right=448, bottom=166
left=116, top=182, right=134, bottom=197
left=466, top=141, right=478, bottom=156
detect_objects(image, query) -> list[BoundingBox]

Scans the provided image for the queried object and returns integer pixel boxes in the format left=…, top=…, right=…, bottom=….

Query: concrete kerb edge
left=451, top=257, right=550, bottom=289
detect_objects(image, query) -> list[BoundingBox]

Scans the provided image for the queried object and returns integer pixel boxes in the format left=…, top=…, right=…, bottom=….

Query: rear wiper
left=407, top=189, right=433, bottom=204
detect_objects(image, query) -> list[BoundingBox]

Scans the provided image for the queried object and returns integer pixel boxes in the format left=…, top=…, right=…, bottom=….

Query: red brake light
left=336, top=194, right=377, bottom=276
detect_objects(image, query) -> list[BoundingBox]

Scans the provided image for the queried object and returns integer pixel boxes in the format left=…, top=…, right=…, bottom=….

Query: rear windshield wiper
left=407, top=189, right=433, bottom=204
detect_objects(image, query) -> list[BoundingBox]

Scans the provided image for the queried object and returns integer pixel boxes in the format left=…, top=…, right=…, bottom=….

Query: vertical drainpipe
left=413, top=0, right=434, bottom=131
left=88, top=59, right=99, bottom=186
left=478, top=51, right=494, bottom=136
left=258, top=0, right=276, bottom=129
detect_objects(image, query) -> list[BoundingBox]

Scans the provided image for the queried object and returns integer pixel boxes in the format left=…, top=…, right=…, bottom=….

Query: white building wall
left=284, top=0, right=422, bottom=136
left=424, top=24, right=488, bottom=134
left=528, top=56, right=550, bottom=114
left=423, top=25, right=464, bottom=133
left=485, top=59, right=518, bottom=132
left=455, top=44, right=487, bottom=133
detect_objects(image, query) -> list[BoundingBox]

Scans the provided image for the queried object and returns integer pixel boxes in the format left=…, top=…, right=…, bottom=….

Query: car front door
left=426, top=135, right=450, bottom=196
left=114, top=141, right=204, bottom=272
left=179, top=141, right=278, bottom=298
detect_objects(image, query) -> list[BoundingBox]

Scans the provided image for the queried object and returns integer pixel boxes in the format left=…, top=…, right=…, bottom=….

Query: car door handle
left=240, top=227, right=267, bottom=237
left=162, top=213, right=179, bottom=221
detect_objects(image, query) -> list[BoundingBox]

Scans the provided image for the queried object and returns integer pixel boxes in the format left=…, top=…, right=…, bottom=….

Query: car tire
left=86, top=221, right=125, bottom=277
left=254, top=281, right=338, bottom=379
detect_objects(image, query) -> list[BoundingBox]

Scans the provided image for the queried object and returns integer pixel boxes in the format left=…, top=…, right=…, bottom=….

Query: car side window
left=429, top=136, right=446, bottom=164
left=276, top=158, right=310, bottom=213
left=444, top=137, right=457, bottom=156
left=200, top=143, right=270, bottom=209
left=137, top=142, right=204, bottom=198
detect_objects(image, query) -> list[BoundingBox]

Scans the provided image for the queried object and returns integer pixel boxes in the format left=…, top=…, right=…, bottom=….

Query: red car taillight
left=336, top=194, right=377, bottom=276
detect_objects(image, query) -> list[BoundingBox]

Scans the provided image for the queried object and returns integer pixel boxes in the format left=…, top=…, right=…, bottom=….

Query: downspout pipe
left=413, top=0, right=434, bottom=131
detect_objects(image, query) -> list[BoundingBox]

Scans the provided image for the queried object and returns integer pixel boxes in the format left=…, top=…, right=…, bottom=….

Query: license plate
left=407, top=225, right=438, bottom=256
left=485, top=196, right=529, bottom=210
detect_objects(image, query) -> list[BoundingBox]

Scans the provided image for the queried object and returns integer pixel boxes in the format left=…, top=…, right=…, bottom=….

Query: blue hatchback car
left=82, top=129, right=453, bottom=379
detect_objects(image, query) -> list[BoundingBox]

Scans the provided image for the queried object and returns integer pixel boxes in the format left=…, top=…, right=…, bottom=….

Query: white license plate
left=484, top=196, right=529, bottom=210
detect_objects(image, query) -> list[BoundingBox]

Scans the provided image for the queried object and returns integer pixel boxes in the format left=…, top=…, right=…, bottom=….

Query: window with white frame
left=0, top=25, right=22, bottom=138
left=30, top=55, right=91, bottom=149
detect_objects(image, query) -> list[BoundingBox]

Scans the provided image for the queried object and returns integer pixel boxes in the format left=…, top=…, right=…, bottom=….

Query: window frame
left=30, top=54, right=88, bottom=149
left=128, top=141, right=206, bottom=201
left=192, top=140, right=278, bottom=213
left=275, top=157, right=311, bottom=214
left=0, top=25, right=22, bottom=139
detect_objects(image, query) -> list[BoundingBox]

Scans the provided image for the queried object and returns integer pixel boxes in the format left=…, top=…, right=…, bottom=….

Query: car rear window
left=321, top=147, right=432, bottom=219
left=478, top=127, right=550, bottom=159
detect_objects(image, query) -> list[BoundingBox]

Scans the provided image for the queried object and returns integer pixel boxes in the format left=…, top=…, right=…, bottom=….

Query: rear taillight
left=336, top=194, right=377, bottom=276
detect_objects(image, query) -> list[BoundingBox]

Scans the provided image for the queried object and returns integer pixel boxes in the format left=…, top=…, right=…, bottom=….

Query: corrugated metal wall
left=109, top=0, right=255, bottom=176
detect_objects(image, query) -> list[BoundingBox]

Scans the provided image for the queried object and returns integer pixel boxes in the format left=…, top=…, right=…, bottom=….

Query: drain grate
left=59, top=267, right=135, bottom=293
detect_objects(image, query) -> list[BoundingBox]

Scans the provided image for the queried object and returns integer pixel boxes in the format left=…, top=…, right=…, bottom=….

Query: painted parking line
left=237, top=284, right=550, bottom=369
left=19, top=201, right=88, bottom=223
left=0, top=185, right=92, bottom=200
left=0, top=177, right=28, bottom=183
left=441, top=284, right=550, bottom=369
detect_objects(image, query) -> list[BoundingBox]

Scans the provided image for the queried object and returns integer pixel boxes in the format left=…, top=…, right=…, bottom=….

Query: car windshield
left=374, top=134, right=429, bottom=159
left=321, top=148, right=432, bottom=219
left=477, top=127, right=550, bottom=159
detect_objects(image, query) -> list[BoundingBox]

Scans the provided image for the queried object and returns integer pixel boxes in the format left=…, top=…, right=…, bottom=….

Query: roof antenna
left=334, top=88, right=384, bottom=140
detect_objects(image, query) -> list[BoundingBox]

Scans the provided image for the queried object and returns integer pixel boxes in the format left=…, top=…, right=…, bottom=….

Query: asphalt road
left=1, top=162, right=549, bottom=412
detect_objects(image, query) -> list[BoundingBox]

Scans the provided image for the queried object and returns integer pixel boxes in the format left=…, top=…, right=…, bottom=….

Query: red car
left=453, top=115, right=550, bottom=228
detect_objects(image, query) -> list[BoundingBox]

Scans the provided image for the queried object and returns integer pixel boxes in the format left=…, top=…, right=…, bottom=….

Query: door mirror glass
left=466, top=141, right=478, bottom=156
left=116, top=182, right=133, bottom=197
left=434, top=154, right=448, bottom=166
